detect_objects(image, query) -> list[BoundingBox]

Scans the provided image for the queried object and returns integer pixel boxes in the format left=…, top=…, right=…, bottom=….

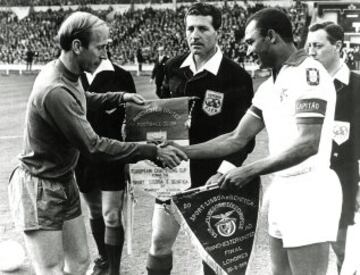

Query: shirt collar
left=85, top=59, right=114, bottom=85
left=56, top=59, right=80, bottom=82
left=180, top=46, right=223, bottom=76
left=333, top=62, right=350, bottom=86
left=284, top=49, right=308, bottom=66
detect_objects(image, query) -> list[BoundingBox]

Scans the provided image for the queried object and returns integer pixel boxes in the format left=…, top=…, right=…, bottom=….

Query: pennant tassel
left=124, top=179, right=136, bottom=255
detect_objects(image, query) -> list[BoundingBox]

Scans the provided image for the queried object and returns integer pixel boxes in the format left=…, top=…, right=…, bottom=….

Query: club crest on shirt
left=202, top=90, right=224, bottom=116
left=333, top=121, right=350, bottom=145
left=306, top=68, right=320, bottom=86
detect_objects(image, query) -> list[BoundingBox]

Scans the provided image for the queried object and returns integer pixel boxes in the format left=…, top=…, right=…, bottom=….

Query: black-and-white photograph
left=1, top=0, right=360, bottom=274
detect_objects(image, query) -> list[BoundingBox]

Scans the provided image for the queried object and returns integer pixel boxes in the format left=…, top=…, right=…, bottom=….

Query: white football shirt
left=249, top=50, right=336, bottom=177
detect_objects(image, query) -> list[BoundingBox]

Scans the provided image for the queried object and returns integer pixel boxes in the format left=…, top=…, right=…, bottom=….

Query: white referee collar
left=333, top=62, right=350, bottom=86
left=85, top=59, right=114, bottom=85
left=180, top=46, right=223, bottom=76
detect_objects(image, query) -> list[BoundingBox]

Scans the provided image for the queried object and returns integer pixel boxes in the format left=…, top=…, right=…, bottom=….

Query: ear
left=334, top=40, right=342, bottom=53
left=72, top=39, right=82, bottom=55
left=265, top=29, right=278, bottom=44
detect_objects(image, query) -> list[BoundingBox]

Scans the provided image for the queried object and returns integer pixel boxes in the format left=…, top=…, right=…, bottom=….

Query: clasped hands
left=120, top=96, right=188, bottom=168
left=155, top=142, right=187, bottom=169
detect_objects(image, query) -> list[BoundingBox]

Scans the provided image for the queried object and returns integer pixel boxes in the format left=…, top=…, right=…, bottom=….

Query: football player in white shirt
left=174, top=8, right=342, bottom=275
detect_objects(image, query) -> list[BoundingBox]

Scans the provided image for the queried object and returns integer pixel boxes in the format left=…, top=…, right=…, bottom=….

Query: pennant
left=172, top=183, right=259, bottom=275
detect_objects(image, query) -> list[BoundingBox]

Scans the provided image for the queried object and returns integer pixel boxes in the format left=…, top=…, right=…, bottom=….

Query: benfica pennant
left=172, top=184, right=259, bottom=275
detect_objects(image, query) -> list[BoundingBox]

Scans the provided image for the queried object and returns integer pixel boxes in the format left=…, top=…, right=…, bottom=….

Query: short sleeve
left=247, top=80, right=268, bottom=120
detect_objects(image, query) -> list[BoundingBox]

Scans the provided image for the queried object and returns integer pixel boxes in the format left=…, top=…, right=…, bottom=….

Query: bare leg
left=269, top=236, right=292, bottom=275
left=147, top=204, right=180, bottom=275
left=23, top=230, right=64, bottom=275
left=63, top=215, right=90, bottom=275
left=288, top=242, right=330, bottom=275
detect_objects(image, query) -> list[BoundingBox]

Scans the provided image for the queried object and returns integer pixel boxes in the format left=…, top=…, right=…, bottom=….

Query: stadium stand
left=0, top=0, right=309, bottom=76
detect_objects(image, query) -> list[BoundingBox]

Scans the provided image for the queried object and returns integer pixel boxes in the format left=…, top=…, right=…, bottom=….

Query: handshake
left=154, top=141, right=187, bottom=169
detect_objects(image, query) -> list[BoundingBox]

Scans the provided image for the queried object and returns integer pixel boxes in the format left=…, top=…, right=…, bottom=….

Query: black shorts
left=75, top=159, right=126, bottom=193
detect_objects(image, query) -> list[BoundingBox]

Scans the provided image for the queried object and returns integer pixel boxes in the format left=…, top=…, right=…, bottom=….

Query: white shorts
left=268, top=169, right=342, bottom=248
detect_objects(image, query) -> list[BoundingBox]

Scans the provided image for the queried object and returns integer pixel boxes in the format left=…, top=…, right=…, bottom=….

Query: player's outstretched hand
left=123, top=93, right=145, bottom=105
left=218, top=166, right=254, bottom=191
left=156, top=145, right=188, bottom=169
left=205, top=172, right=224, bottom=186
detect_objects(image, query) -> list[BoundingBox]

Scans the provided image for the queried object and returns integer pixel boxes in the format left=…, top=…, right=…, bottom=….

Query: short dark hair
left=185, top=3, right=222, bottom=30
left=58, top=11, right=107, bottom=51
left=309, top=22, right=344, bottom=44
left=246, top=8, right=294, bottom=43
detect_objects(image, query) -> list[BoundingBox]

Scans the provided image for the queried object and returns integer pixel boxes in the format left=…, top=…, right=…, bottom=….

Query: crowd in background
left=0, top=0, right=222, bottom=6
left=0, top=2, right=309, bottom=66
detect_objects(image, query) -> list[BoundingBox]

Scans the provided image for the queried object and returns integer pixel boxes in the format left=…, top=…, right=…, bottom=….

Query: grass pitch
left=0, top=73, right=337, bottom=275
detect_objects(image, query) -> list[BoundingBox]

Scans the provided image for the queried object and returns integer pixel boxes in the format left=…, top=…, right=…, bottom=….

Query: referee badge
left=306, top=68, right=320, bottom=86
left=333, top=121, right=350, bottom=145
left=202, top=90, right=224, bottom=116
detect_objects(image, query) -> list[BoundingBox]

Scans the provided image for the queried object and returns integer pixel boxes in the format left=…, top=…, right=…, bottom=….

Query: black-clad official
left=76, top=58, right=136, bottom=275
left=307, top=22, right=360, bottom=273
left=160, top=52, right=256, bottom=189
left=146, top=3, right=260, bottom=275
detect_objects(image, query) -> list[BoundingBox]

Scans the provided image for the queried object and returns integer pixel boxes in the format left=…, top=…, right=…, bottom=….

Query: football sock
left=146, top=253, right=173, bottom=275
left=105, top=225, right=124, bottom=275
left=90, top=217, right=107, bottom=260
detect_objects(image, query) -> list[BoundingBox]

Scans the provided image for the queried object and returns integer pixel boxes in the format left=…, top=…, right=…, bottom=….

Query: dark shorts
left=8, top=166, right=82, bottom=231
left=75, top=161, right=126, bottom=193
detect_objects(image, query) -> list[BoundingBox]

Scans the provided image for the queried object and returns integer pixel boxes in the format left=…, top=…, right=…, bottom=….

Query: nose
left=308, top=45, right=316, bottom=57
left=190, top=28, right=200, bottom=39
left=246, top=45, right=254, bottom=56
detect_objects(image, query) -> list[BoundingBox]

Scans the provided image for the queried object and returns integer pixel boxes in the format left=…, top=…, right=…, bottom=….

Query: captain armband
left=295, top=98, right=327, bottom=119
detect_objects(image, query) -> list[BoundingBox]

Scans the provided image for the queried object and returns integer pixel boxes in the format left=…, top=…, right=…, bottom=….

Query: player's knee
left=103, top=208, right=122, bottom=227
left=151, top=234, right=174, bottom=255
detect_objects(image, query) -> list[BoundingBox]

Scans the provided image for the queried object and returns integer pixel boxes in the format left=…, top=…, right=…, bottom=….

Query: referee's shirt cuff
left=217, top=161, right=237, bottom=174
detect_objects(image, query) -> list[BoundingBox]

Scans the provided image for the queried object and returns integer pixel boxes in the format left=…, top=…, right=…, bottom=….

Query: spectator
left=25, top=47, right=35, bottom=71
left=135, top=47, right=144, bottom=76
left=150, top=46, right=169, bottom=98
